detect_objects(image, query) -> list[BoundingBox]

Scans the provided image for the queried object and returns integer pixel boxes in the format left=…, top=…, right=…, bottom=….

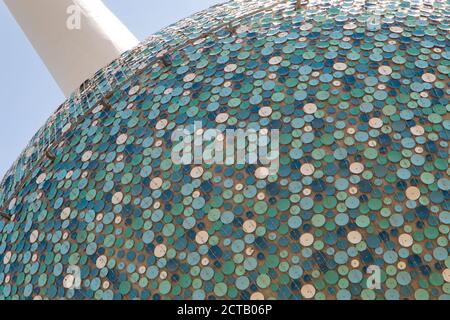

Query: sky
left=0, top=0, right=225, bottom=179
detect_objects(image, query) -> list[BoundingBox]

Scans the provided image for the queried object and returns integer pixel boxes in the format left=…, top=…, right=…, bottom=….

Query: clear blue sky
left=0, top=0, right=224, bottom=179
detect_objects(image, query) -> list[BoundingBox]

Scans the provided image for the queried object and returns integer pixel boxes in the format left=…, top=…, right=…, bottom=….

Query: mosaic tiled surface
left=1, top=0, right=450, bottom=300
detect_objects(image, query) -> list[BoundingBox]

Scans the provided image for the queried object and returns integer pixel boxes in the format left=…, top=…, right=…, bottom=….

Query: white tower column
left=4, top=0, right=139, bottom=97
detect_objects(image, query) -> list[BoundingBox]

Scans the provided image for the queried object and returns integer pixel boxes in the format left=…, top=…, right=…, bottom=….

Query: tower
left=4, top=0, right=139, bottom=96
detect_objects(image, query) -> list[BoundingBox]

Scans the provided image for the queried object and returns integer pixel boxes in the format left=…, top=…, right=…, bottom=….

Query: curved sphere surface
left=0, top=0, right=450, bottom=300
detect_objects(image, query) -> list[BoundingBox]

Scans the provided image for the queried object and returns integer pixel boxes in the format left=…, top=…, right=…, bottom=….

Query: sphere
left=0, top=0, right=449, bottom=300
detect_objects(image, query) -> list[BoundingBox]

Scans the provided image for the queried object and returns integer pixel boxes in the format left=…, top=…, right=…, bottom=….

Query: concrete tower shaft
left=4, top=0, right=139, bottom=97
